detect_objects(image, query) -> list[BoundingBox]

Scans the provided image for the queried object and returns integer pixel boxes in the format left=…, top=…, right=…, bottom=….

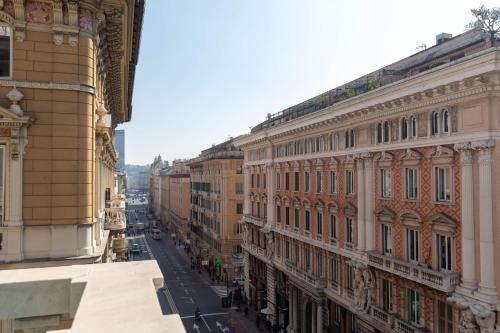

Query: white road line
left=181, top=312, right=229, bottom=319
left=201, top=315, right=211, bottom=332
left=162, top=286, right=179, bottom=314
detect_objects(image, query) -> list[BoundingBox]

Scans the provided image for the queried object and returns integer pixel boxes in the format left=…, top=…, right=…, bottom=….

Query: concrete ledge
left=0, top=261, right=186, bottom=333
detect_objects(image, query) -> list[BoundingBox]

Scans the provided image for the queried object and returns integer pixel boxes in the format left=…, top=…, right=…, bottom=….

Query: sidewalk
left=225, top=306, right=271, bottom=333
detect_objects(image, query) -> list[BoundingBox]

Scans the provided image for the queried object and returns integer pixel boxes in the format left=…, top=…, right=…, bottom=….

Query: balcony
left=243, top=242, right=267, bottom=260
left=370, top=305, right=394, bottom=328
left=394, top=318, right=426, bottom=333
left=367, top=251, right=459, bottom=293
left=277, top=260, right=326, bottom=290
left=243, top=214, right=265, bottom=227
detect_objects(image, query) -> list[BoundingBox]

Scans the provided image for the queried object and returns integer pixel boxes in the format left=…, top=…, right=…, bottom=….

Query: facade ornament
left=68, top=33, right=78, bottom=47
left=14, top=27, right=24, bottom=42
left=459, top=309, right=480, bottom=333
left=471, top=139, right=495, bottom=151
left=7, top=86, right=24, bottom=116
left=351, top=261, right=374, bottom=313
left=470, top=304, right=495, bottom=333
left=53, top=33, right=63, bottom=46
left=265, top=232, right=274, bottom=259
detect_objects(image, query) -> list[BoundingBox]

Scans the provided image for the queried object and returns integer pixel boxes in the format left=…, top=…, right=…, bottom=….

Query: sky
left=121, top=0, right=498, bottom=165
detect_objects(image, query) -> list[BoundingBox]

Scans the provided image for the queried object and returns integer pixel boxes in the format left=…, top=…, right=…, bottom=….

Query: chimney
left=436, top=33, right=452, bottom=45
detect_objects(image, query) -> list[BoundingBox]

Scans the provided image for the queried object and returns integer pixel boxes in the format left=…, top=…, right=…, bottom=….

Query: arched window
left=377, top=123, right=383, bottom=143
left=401, top=118, right=408, bottom=140
left=410, top=116, right=417, bottom=138
left=383, top=121, right=390, bottom=143
left=442, top=110, right=449, bottom=133
left=431, top=111, right=439, bottom=135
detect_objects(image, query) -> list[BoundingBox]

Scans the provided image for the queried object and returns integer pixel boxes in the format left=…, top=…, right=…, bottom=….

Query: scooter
left=194, top=308, right=201, bottom=321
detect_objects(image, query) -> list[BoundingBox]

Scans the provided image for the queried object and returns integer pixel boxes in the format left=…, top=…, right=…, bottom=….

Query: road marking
left=162, top=285, right=179, bottom=313
left=181, top=312, right=229, bottom=319
left=193, top=323, right=201, bottom=333
left=201, top=315, right=212, bottom=332
left=216, top=321, right=229, bottom=333
left=180, top=296, right=194, bottom=304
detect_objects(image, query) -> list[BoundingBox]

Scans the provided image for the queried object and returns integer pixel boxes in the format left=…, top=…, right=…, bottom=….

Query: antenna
left=416, top=43, right=427, bottom=51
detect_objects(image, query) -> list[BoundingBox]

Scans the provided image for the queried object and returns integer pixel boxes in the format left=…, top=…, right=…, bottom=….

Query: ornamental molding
left=426, top=145, right=454, bottom=159
left=400, top=148, right=422, bottom=161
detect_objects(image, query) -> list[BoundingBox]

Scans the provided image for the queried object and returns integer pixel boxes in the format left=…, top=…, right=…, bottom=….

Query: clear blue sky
left=121, top=0, right=497, bottom=165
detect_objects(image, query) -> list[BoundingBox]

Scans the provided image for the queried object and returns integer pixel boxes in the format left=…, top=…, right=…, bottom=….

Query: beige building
left=235, top=30, right=500, bottom=333
left=149, top=154, right=165, bottom=216
left=158, top=160, right=190, bottom=242
left=189, top=139, right=245, bottom=280
left=0, top=1, right=188, bottom=332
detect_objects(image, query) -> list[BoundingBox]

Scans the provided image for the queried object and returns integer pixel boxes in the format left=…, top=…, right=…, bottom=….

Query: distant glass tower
left=115, top=129, right=125, bottom=172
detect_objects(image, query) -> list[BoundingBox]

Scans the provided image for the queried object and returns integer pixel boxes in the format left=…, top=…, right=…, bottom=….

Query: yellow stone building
left=0, top=0, right=144, bottom=266
left=188, top=139, right=245, bottom=280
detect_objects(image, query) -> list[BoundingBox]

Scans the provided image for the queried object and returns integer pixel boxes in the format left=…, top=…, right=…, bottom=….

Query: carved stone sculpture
left=459, top=309, right=479, bottom=333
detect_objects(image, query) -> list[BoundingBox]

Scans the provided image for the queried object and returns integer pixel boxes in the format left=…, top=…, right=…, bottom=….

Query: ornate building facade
left=234, top=30, right=500, bottom=333
left=188, top=139, right=245, bottom=280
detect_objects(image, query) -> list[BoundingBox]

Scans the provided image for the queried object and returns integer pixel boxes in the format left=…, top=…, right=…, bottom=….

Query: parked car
left=131, top=243, right=140, bottom=254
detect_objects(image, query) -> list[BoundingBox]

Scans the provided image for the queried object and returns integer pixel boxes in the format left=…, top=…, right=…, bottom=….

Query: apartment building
left=234, top=30, right=500, bottom=333
left=189, top=139, right=245, bottom=280
left=158, top=160, right=190, bottom=242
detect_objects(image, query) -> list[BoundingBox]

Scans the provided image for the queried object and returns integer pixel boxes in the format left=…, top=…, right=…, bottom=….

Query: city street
left=126, top=203, right=244, bottom=333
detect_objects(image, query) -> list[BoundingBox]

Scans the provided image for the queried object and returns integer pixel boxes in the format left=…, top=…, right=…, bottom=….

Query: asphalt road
left=126, top=203, right=235, bottom=333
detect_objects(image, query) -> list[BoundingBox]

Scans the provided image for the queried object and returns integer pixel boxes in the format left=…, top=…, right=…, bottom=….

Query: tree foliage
left=467, top=5, right=500, bottom=46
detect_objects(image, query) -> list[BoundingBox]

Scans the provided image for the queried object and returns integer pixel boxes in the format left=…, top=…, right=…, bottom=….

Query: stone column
left=363, top=154, right=374, bottom=251
left=317, top=303, right=323, bottom=333
left=312, top=302, right=317, bottom=333
left=266, top=162, right=275, bottom=224
left=288, top=287, right=294, bottom=332
left=292, top=288, right=298, bottom=331
left=243, top=166, right=251, bottom=215
left=266, top=263, right=276, bottom=325
left=355, top=156, right=365, bottom=251
left=454, top=143, right=476, bottom=291
left=473, top=140, right=497, bottom=299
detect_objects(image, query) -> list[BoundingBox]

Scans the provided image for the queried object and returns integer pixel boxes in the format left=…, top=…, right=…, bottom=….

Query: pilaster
left=472, top=139, right=497, bottom=300
left=243, top=166, right=251, bottom=215
left=266, top=263, right=276, bottom=324
left=355, top=155, right=365, bottom=251
left=266, top=162, right=275, bottom=225
left=363, top=153, right=374, bottom=251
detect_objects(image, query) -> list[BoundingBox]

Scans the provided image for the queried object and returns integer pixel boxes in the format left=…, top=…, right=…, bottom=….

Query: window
left=295, top=244, right=300, bottom=265
left=316, top=171, right=322, bottom=193
left=330, top=215, right=337, bottom=239
left=431, top=111, right=439, bottom=135
left=256, top=203, right=260, bottom=218
left=263, top=174, right=266, bottom=189
left=256, top=174, right=260, bottom=188
left=317, top=212, right=323, bottom=235
left=331, top=257, right=339, bottom=283
left=347, top=265, right=355, bottom=292
left=380, top=169, right=391, bottom=198
left=401, top=117, right=408, bottom=140
left=317, top=252, right=324, bottom=277
left=276, top=205, right=281, bottom=223
left=0, top=26, right=11, bottom=78
left=383, top=121, right=390, bottom=143
left=407, top=229, right=420, bottom=263
left=405, top=168, right=418, bottom=200
left=304, top=172, right=310, bottom=192
left=345, top=170, right=354, bottom=195
left=435, top=167, right=451, bottom=202
left=285, top=207, right=290, bottom=225
left=437, top=300, right=453, bottom=333
left=330, top=171, right=337, bottom=194
left=382, top=279, right=393, bottom=312
left=305, top=211, right=311, bottom=232
left=377, top=123, right=383, bottom=143
left=382, top=224, right=392, bottom=255
left=264, top=203, right=267, bottom=218
left=294, top=208, right=299, bottom=229
left=236, top=203, right=243, bottom=214
left=0, top=146, right=4, bottom=224
left=409, top=116, right=417, bottom=138
left=437, top=234, right=452, bottom=272
left=407, top=288, right=421, bottom=325
left=276, top=173, right=281, bottom=190
left=346, top=217, right=354, bottom=244
left=235, top=183, right=243, bottom=194
left=285, top=241, right=290, bottom=259
left=235, top=224, right=243, bottom=234
left=251, top=174, right=254, bottom=188
left=442, top=110, right=449, bottom=133
left=285, top=172, right=290, bottom=191
left=305, top=247, right=311, bottom=271
left=345, top=129, right=356, bottom=148
left=294, top=172, right=299, bottom=191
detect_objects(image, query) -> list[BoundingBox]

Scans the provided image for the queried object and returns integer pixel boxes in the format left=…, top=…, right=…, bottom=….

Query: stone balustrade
left=367, top=251, right=459, bottom=293
left=243, top=214, right=265, bottom=227
left=394, top=318, right=425, bottom=333
left=370, top=305, right=394, bottom=328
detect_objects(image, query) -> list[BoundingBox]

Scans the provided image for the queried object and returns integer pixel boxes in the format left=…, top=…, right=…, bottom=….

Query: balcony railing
left=371, top=306, right=394, bottom=328
left=243, top=214, right=265, bottom=227
left=278, top=260, right=326, bottom=289
left=394, top=318, right=425, bottom=333
left=104, top=196, right=126, bottom=231
left=367, top=251, right=459, bottom=293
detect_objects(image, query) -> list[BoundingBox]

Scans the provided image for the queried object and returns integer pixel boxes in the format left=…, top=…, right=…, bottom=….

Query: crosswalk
left=211, top=285, right=229, bottom=298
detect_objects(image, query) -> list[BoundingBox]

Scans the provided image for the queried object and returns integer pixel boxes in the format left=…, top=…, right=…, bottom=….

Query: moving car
left=131, top=243, right=140, bottom=254
left=152, top=229, right=161, bottom=240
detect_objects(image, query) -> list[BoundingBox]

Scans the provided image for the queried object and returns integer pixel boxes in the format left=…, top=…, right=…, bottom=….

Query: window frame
left=345, top=169, right=354, bottom=196
left=380, top=168, right=392, bottom=198
left=0, top=25, right=12, bottom=80
left=381, top=223, right=393, bottom=256
left=329, top=170, right=337, bottom=194
left=404, top=167, right=419, bottom=201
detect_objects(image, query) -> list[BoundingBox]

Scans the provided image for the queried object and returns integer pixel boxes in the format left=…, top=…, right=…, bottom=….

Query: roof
left=250, top=30, right=489, bottom=133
